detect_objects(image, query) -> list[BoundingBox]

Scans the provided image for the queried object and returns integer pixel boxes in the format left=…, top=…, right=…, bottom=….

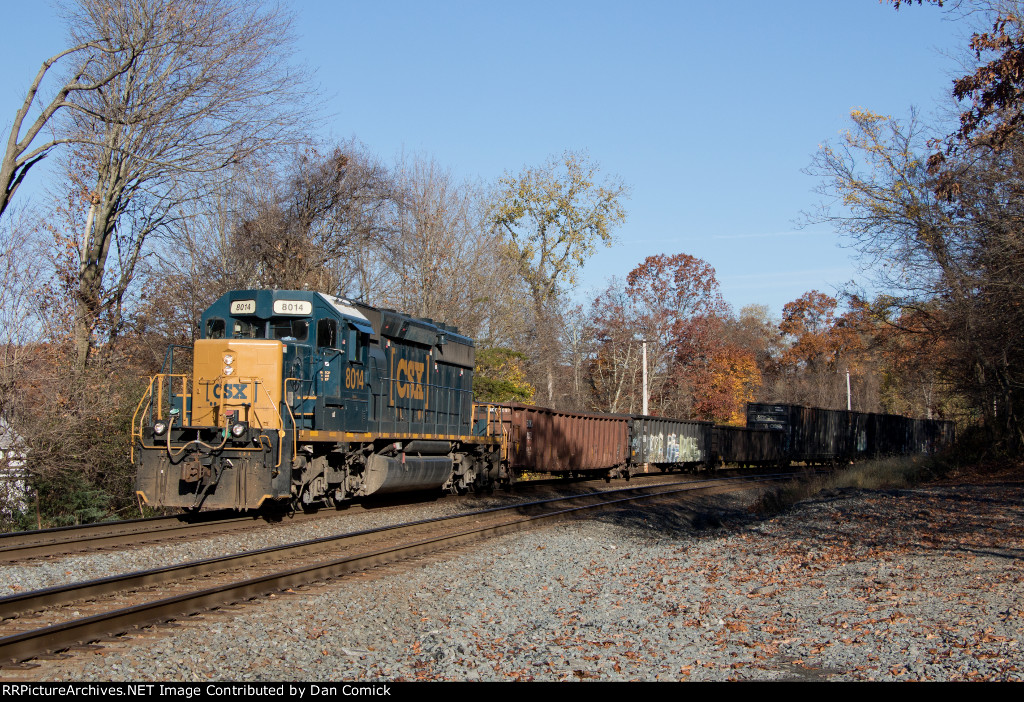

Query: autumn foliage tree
left=0, top=0, right=316, bottom=526
left=808, top=102, right=1024, bottom=443
left=228, top=143, right=397, bottom=294
left=872, top=302, right=952, bottom=418
left=0, top=4, right=149, bottom=220
left=776, top=291, right=865, bottom=409
left=624, top=253, right=741, bottom=422
left=376, top=153, right=527, bottom=343
left=703, top=335, right=761, bottom=425
left=586, top=281, right=647, bottom=414
left=894, top=1, right=1024, bottom=188
left=491, top=151, right=629, bottom=403
left=581, top=253, right=760, bottom=423
left=54, top=0, right=312, bottom=369
left=473, top=348, right=535, bottom=404
left=778, top=292, right=859, bottom=376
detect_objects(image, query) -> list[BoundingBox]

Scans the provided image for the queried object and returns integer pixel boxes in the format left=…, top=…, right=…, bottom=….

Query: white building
left=0, top=417, right=29, bottom=521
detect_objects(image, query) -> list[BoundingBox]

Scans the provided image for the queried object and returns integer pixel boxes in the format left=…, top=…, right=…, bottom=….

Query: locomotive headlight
left=223, top=365, right=234, bottom=376
left=223, top=354, right=234, bottom=365
left=231, top=422, right=248, bottom=438
left=153, top=420, right=168, bottom=437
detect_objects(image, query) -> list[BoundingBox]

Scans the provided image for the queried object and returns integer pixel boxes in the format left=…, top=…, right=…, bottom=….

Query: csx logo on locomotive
left=391, top=353, right=426, bottom=403
left=208, top=383, right=249, bottom=400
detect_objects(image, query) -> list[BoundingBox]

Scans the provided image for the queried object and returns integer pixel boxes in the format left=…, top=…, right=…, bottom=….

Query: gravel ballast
left=7, top=479, right=1024, bottom=682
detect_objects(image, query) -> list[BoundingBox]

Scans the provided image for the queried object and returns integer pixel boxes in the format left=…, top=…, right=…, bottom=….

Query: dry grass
left=751, top=456, right=940, bottom=516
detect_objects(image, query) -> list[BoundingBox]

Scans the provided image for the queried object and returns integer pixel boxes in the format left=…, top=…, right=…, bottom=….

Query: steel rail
left=0, top=473, right=769, bottom=619
left=0, top=467, right=765, bottom=562
left=0, top=510, right=257, bottom=562
left=0, top=472, right=796, bottom=666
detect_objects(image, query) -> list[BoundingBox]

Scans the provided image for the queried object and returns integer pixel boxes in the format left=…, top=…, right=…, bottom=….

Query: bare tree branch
left=1, top=37, right=148, bottom=218
left=42, top=0, right=317, bottom=369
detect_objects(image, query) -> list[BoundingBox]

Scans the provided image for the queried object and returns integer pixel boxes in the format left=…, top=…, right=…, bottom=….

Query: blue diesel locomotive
left=132, top=290, right=505, bottom=510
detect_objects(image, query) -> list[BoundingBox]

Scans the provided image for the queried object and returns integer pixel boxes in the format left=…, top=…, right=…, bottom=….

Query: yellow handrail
left=131, top=374, right=190, bottom=462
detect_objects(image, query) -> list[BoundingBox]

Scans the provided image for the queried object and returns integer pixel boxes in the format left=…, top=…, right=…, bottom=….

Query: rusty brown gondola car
left=475, top=403, right=632, bottom=479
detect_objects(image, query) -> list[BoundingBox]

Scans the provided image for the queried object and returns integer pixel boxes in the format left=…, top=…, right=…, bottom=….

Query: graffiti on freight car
left=644, top=432, right=702, bottom=462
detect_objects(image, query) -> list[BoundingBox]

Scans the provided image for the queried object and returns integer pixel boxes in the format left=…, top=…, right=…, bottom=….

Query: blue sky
left=1, top=1, right=970, bottom=316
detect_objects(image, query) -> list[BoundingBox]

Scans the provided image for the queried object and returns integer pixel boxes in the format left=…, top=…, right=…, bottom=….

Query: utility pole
left=846, top=369, right=852, bottom=411
left=642, top=339, right=649, bottom=416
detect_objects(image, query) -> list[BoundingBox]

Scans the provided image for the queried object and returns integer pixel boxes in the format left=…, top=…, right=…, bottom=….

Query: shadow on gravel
left=578, top=482, right=1024, bottom=565
left=585, top=494, right=762, bottom=540
left=772, top=660, right=844, bottom=682
left=958, top=545, right=1024, bottom=561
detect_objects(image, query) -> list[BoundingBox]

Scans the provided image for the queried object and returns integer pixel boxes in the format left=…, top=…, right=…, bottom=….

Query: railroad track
left=0, top=482, right=524, bottom=563
left=0, top=468, right=739, bottom=563
left=0, top=510, right=281, bottom=563
left=0, top=472, right=797, bottom=668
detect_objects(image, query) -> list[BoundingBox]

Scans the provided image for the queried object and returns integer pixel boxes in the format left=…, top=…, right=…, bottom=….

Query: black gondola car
left=629, top=415, right=713, bottom=472
left=747, top=402, right=954, bottom=464
left=713, top=425, right=787, bottom=468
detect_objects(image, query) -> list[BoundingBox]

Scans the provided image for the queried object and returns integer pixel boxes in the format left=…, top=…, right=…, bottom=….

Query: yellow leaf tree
left=491, top=150, right=629, bottom=404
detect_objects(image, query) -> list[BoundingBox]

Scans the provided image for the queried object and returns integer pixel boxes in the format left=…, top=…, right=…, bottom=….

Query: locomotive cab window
left=270, top=317, right=309, bottom=342
left=317, top=318, right=338, bottom=349
left=348, top=325, right=367, bottom=362
left=205, top=318, right=225, bottom=339
left=232, top=318, right=266, bottom=339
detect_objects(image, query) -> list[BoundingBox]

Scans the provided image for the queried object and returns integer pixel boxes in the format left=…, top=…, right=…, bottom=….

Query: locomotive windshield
left=232, top=318, right=267, bottom=339
left=228, top=317, right=310, bottom=341
left=205, top=318, right=225, bottom=339
left=270, top=317, right=309, bottom=341
left=208, top=313, right=314, bottom=342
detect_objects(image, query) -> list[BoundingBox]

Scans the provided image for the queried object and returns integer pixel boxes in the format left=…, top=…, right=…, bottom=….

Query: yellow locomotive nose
left=191, top=339, right=285, bottom=430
